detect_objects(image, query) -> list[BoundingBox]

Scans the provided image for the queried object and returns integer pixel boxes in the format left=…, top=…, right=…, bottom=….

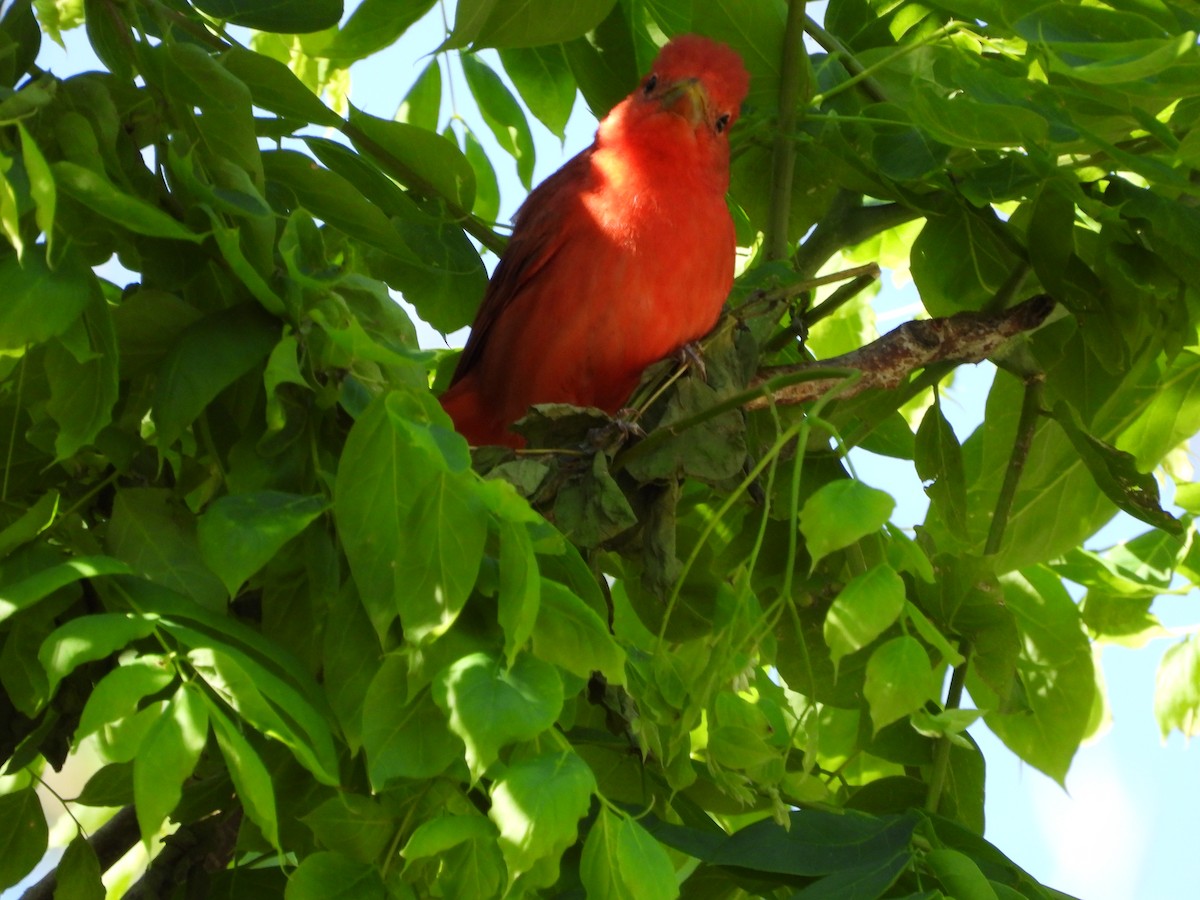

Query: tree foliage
left=2, top=0, right=1200, bottom=897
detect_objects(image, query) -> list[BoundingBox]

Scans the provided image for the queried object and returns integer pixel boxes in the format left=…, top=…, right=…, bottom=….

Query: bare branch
left=746, top=295, right=1055, bottom=410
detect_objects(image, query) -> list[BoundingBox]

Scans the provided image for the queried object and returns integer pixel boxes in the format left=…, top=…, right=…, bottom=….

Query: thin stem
left=613, top=367, right=859, bottom=475
left=983, top=262, right=1031, bottom=316
left=984, top=377, right=1044, bottom=556
left=925, top=640, right=971, bottom=814
left=3, top=351, right=27, bottom=502
left=802, top=15, right=887, bottom=103
left=33, top=772, right=87, bottom=837
left=766, top=0, right=809, bottom=262
left=738, top=263, right=880, bottom=321
left=811, top=21, right=964, bottom=107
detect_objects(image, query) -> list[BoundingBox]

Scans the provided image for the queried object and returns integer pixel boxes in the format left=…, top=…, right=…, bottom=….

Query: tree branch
left=803, top=15, right=887, bottom=103
left=984, top=377, right=1045, bottom=556
left=766, top=0, right=809, bottom=261
left=746, top=296, right=1054, bottom=410
left=793, top=193, right=921, bottom=279
left=925, top=640, right=972, bottom=815
left=21, top=807, right=140, bottom=900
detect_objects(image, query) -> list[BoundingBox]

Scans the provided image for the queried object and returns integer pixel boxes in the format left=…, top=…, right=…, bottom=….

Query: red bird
left=440, top=35, right=750, bottom=448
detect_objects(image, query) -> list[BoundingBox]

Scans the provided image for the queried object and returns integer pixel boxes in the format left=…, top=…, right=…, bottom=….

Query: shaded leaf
left=432, top=651, right=563, bottom=780
left=197, top=491, right=328, bottom=595
left=864, top=636, right=936, bottom=733
left=489, top=751, right=596, bottom=886
left=0, top=787, right=47, bottom=890
left=1154, top=634, right=1200, bottom=740
left=133, top=683, right=209, bottom=846
left=800, top=480, right=895, bottom=567
left=192, top=0, right=342, bottom=33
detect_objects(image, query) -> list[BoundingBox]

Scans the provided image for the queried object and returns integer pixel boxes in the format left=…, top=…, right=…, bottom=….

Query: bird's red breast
left=439, top=35, right=750, bottom=448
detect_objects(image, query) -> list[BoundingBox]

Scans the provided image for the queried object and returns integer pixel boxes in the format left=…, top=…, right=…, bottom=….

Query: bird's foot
left=588, top=409, right=646, bottom=451
left=674, top=341, right=708, bottom=381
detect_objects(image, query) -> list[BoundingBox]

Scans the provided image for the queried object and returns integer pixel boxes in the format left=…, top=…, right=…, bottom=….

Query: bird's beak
left=659, top=77, right=709, bottom=127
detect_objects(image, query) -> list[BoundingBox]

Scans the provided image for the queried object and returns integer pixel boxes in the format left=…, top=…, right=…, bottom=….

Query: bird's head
left=635, top=35, right=750, bottom=141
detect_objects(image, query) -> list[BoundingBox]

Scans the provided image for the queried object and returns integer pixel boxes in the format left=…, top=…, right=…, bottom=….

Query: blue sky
left=15, top=2, right=1199, bottom=898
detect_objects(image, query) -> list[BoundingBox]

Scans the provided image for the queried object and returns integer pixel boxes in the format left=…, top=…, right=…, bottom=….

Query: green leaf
left=0, top=786, right=47, bottom=890
left=1014, top=3, right=1167, bottom=43
left=461, top=53, right=535, bottom=189
left=0, top=555, right=129, bottom=624
left=698, top=809, right=918, bottom=876
left=18, top=123, right=54, bottom=258
left=925, top=848, right=999, bottom=900
left=1052, top=401, right=1180, bottom=534
left=182, top=641, right=340, bottom=786
left=824, top=564, right=906, bottom=673
left=83, top=0, right=132, bottom=82
left=532, top=579, right=626, bottom=684
left=197, top=491, right=328, bottom=595
left=0, top=72, right=54, bottom=123
left=499, top=45, right=576, bottom=139
left=396, top=58, right=442, bottom=131
left=982, top=568, right=1095, bottom=784
left=284, top=851, right=386, bottom=900
left=362, top=659, right=461, bottom=788
left=207, top=699, right=280, bottom=848
left=54, top=833, right=104, bottom=900
left=800, top=480, right=895, bottom=567
left=39, top=612, right=157, bottom=698
left=262, top=149, right=415, bottom=259
left=552, top=451, right=638, bottom=548
left=75, top=656, right=175, bottom=747
left=334, top=390, right=480, bottom=642
left=151, top=304, right=278, bottom=450
left=220, top=46, right=342, bottom=127
left=369, top=195, right=488, bottom=333
left=302, top=793, right=394, bottom=864
left=0, top=490, right=58, bottom=558
left=447, top=0, right=617, bottom=49
left=1154, top=634, right=1200, bottom=740
left=910, top=84, right=1048, bottom=150
left=864, top=636, right=936, bottom=733
left=51, top=161, right=202, bottom=242
left=44, top=299, right=118, bottom=461
left=432, top=651, right=563, bottom=780
left=0, top=150, right=20, bottom=257
left=191, top=0, right=342, bottom=33
left=134, top=683, right=208, bottom=846
left=348, top=109, right=476, bottom=213
left=402, top=813, right=496, bottom=861
left=0, top=249, right=93, bottom=353
left=498, top=521, right=540, bottom=667
left=74, top=762, right=134, bottom=808
left=322, top=0, right=435, bottom=63
left=915, top=399, right=967, bottom=534
left=157, top=42, right=263, bottom=181
left=107, top=489, right=226, bottom=612
left=911, top=206, right=1019, bottom=315
left=581, top=808, right=678, bottom=900
left=322, top=584, right=378, bottom=753
left=462, top=126, right=500, bottom=225
left=1120, top=350, right=1200, bottom=472
left=488, top=751, right=596, bottom=887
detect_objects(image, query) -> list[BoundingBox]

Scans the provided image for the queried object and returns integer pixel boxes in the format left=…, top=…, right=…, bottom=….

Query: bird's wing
left=448, top=151, right=594, bottom=385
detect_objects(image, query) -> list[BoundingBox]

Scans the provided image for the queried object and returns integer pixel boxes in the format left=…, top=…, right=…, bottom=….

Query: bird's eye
left=715, top=113, right=731, bottom=133
left=644, top=74, right=658, bottom=95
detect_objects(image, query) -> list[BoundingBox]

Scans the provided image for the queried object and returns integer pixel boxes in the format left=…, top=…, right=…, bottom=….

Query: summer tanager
left=440, top=35, right=750, bottom=447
